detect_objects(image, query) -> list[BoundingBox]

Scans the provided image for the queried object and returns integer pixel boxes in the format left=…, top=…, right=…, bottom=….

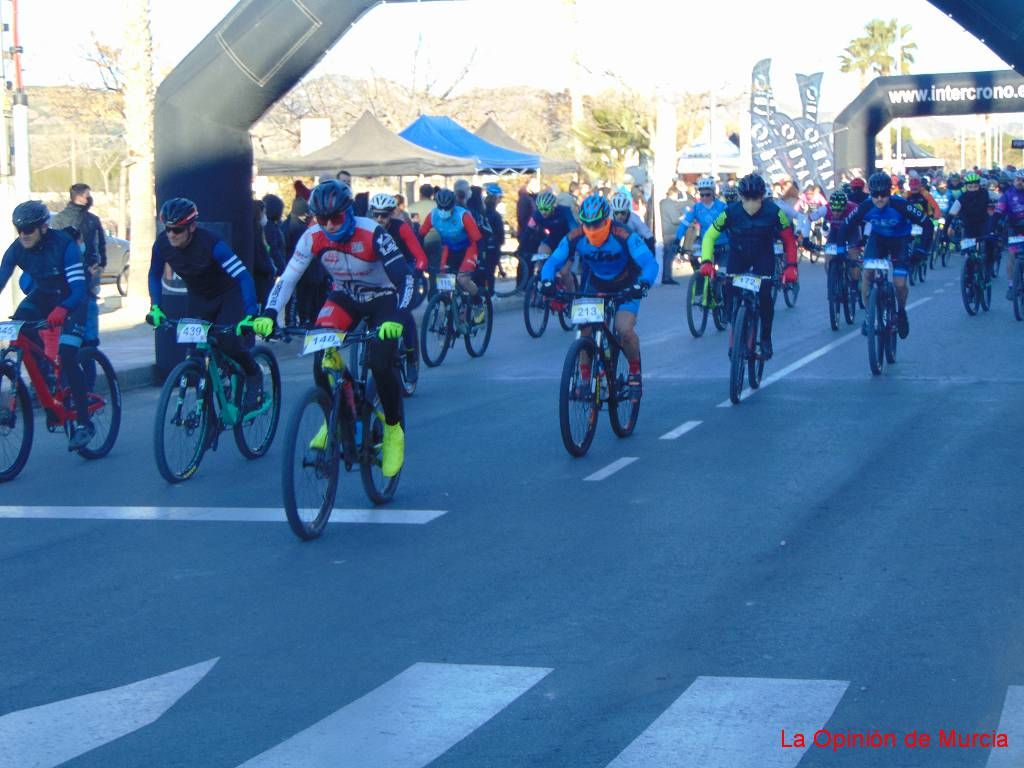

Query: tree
left=839, top=18, right=917, bottom=88
left=123, top=0, right=154, bottom=297
left=574, top=91, right=652, bottom=183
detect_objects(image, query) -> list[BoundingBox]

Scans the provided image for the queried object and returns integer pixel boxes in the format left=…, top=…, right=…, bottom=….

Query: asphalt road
left=2, top=257, right=1024, bottom=768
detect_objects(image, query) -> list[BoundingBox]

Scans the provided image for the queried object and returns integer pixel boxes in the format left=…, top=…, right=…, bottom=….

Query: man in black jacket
left=50, top=184, right=106, bottom=277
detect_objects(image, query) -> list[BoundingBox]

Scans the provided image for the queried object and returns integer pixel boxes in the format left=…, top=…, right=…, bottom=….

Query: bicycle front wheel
left=464, top=294, right=493, bottom=357
left=558, top=336, right=600, bottom=457
left=557, top=272, right=578, bottom=331
left=729, top=304, right=750, bottom=404
left=686, top=273, right=709, bottom=338
left=282, top=385, right=340, bottom=540
left=608, top=344, right=639, bottom=437
left=233, top=345, right=281, bottom=459
left=866, top=285, right=885, bottom=376
left=960, top=258, right=980, bottom=316
left=76, top=348, right=121, bottom=460
left=153, top=358, right=209, bottom=482
left=0, top=362, right=33, bottom=482
left=523, top=275, right=550, bottom=338
left=827, top=261, right=841, bottom=331
left=359, top=374, right=402, bottom=505
left=420, top=293, right=452, bottom=367
left=783, top=279, right=799, bottom=308
left=980, top=261, right=992, bottom=312
left=1014, top=261, right=1024, bottom=321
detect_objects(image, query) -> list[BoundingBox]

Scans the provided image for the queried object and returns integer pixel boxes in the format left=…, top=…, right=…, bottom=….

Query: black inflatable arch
left=155, top=0, right=427, bottom=266
left=833, top=70, right=1024, bottom=177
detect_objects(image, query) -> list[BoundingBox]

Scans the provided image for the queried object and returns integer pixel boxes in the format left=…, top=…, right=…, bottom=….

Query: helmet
left=908, top=175, right=922, bottom=191
left=12, top=200, right=50, bottom=231
left=158, top=197, right=198, bottom=228
left=434, top=188, right=456, bottom=210
left=850, top=177, right=865, bottom=189
left=696, top=176, right=716, bottom=192
left=578, top=193, right=610, bottom=225
left=723, top=185, right=739, bottom=202
left=308, top=180, right=353, bottom=218
left=484, top=182, right=502, bottom=197
left=1015, top=169, right=1024, bottom=180
left=736, top=173, right=766, bottom=199
left=921, top=175, right=931, bottom=187
left=867, top=171, right=891, bottom=194
left=453, top=179, right=470, bottom=199
left=536, top=191, right=557, bottom=214
left=610, top=191, right=632, bottom=213
left=948, top=172, right=961, bottom=184
left=368, top=193, right=397, bottom=215
left=829, top=190, right=848, bottom=210
left=964, top=171, right=981, bottom=184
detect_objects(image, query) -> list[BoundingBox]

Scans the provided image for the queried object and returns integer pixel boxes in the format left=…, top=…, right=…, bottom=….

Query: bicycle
left=1009, top=234, right=1024, bottom=321
left=686, top=265, right=728, bottom=338
left=556, top=288, right=641, bottom=457
left=928, top=218, right=945, bottom=270
left=862, top=257, right=899, bottom=376
left=491, top=250, right=527, bottom=298
left=522, top=253, right=574, bottom=338
left=346, top=318, right=418, bottom=398
left=0, top=319, right=121, bottom=481
left=959, top=236, right=992, bottom=316
left=824, top=244, right=858, bottom=331
left=279, top=325, right=404, bottom=539
left=407, top=268, right=429, bottom=311
left=772, top=243, right=799, bottom=308
left=908, top=226, right=928, bottom=285
left=152, top=319, right=281, bottom=483
left=726, top=273, right=770, bottom=404
left=419, top=272, right=493, bottom=366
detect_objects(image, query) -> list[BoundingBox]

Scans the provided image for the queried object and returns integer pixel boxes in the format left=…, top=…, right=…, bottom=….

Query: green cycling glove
left=252, top=316, right=276, bottom=338
left=235, top=316, right=255, bottom=336
left=378, top=321, right=404, bottom=340
left=147, top=304, right=167, bottom=327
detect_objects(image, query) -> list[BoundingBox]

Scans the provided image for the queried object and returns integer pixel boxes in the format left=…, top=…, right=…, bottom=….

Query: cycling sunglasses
left=165, top=224, right=189, bottom=234
left=315, top=212, right=346, bottom=227
left=700, top=191, right=714, bottom=197
left=870, top=190, right=891, bottom=199
left=16, top=224, right=40, bottom=235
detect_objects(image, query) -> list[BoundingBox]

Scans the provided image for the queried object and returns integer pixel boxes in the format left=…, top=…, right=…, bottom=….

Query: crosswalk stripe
left=0, top=506, right=447, bottom=525
left=0, top=658, right=217, bottom=768
left=985, top=685, right=1024, bottom=767
left=236, top=662, right=551, bottom=767
left=605, top=675, right=848, bottom=768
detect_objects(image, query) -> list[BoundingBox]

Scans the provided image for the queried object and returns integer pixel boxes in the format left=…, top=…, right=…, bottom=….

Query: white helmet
left=696, top=176, right=716, bottom=192
left=610, top=191, right=632, bottom=213
left=368, top=193, right=397, bottom=215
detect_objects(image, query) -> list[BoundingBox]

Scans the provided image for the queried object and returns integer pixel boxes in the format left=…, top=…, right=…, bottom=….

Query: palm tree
left=839, top=18, right=917, bottom=89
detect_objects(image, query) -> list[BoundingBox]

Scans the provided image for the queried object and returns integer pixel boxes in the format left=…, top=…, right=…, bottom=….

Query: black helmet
left=722, top=185, right=739, bottom=202
left=737, top=173, right=766, bottom=199
left=867, top=171, right=891, bottom=195
left=435, top=188, right=456, bottom=211
left=308, top=180, right=353, bottom=218
left=12, top=200, right=50, bottom=230
left=159, top=197, right=199, bottom=228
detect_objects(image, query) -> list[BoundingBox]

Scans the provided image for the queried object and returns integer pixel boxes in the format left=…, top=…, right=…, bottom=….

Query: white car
left=100, top=232, right=130, bottom=296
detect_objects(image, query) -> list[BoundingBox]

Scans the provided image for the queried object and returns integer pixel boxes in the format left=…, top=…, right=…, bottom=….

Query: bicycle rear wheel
left=558, top=336, right=600, bottom=457
left=153, top=358, right=209, bottom=482
left=76, top=348, right=121, bottom=460
left=420, top=293, right=452, bottom=366
left=607, top=344, right=639, bottom=437
left=783, top=280, right=799, bottom=308
left=359, top=374, right=402, bottom=505
left=884, top=286, right=898, bottom=365
left=1014, top=261, right=1024, bottom=321
left=844, top=276, right=857, bottom=325
left=233, top=345, right=281, bottom=459
left=523, top=275, right=550, bottom=338
left=282, top=385, right=340, bottom=540
left=729, top=304, right=750, bottom=404
left=408, top=270, right=429, bottom=311
left=686, top=273, right=709, bottom=337
left=493, top=252, right=525, bottom=297
left=960, top=258, right=980, bottom=315
left=465, top=294, right=493, bottom=357
left=980, top=260, right=992, bottom=312
left=711, top=279, right=728, bottom=331
left=0, top=362, right=32, bottom=482
left=866, top=285, right=884, bottom=376
left=827, top=261, right=841, bottom=331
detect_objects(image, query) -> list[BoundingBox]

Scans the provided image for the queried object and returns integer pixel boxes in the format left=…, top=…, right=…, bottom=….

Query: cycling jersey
left=522, top=205, right=577, bottom=251
left=702, top=199, right=797, bottom=275
left=418, top=207, right=482, bottom=271
left=933, top=189, right=952, bottom=214
left=808, top=203, right=862, bottom=247
left=845, top=195, right=930, bottom=240
left=948, top=189, right=991, bottom=237
left=0, top=228, right=84, bottom=309
left=541, top=225, right=657, bottom=286
left=384, top=218, right=427, bottom=271
left=676, top=200, right=729, bottom=247
left=618, top=211, right=654, bottom=241
left=906, top=190, right=941, bottom=220
left=948, top=184, right=964, bottom=201
left=996, top=187, right=1024, bottom=226
left=149, top=227, right=258, bottom=315
left=266, top=217, right=411, bottom=315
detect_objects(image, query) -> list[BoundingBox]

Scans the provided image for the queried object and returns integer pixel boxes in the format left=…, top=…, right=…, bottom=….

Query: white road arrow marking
left=0, top=658, right=218, bottom=768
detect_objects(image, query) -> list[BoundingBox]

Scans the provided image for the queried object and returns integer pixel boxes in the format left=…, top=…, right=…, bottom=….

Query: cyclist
left=147, top=198, right=265, bottom=410
left=700, top=173, right=798, bottom=360
left=369, top=192, right=425, bottom=384
left=848, top=177, right=868, bottom=206
left=676, top=176, right=729, bottom=272
left=0, top=201, right=94, bottom=450
left=844, top=171, right=932, bottom=338
left=256, top=180, right=411, bottom=478
left=481, top=183, right=507, bottom=293
left=521, top=190, right=578, bottom=259
left=905, top=174, right=941, bottom=266
left=539, top=194, right=657, bottom=402
left=947, top=171, right=997, bottom=281
left=722, top=185, right=739, bottom=204
left=418, top=188, right=486, bottom=323
left=610, top=191, right=655, bottom=255
left=997, top=169, right=1024, bottom=298
left=808, top=189, right=862, bottom=279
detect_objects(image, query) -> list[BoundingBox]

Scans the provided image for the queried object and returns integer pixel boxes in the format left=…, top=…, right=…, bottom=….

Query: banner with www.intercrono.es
left=749, top=61, right=836, bottom=191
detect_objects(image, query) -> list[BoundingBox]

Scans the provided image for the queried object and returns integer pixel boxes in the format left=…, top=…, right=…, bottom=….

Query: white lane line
left=605, top=675, right=848, bottom=768
left=0, top=659, right=217, bottom=768
left=717, top=296, right=935, bottom=406
left=236, top=663, right=551, bottom=768
left=659, top=420, right=702, bottom=440
left=0, top=506, right=447, bottom=525
left=584, top=457, right=638, bottom=482
left=985, top=686, right=1024, bottom=767
left=933, top=288, right=945, bottom=293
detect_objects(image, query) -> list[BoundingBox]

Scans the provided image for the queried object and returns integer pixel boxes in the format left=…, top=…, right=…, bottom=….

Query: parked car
left=100, top=232, right=130, bottom=296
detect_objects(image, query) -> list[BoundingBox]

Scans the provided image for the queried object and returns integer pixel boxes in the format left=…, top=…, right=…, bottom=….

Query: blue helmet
left=12, top=200, right=50, bottom=230
left=435, top=188, right=456, bottom=210
left=579, top=194, right=610, bottom=225
left=158, top=197, right=198, bottom=228
left=308, top=180, right=353, bottom=218
left=485, top=183, right=502, bottom=197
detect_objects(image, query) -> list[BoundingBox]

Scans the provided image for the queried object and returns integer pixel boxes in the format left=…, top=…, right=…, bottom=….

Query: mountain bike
left=1008, top=233, right=1024, bottom=321
left=863, top=258, right=898, bottom=376
left=0, top=319, right=121, bottom=481
left=908, top=226, right=928, bottom=285
left=727, top=273, right=770, bottom=404
left=686, top=248, right=728, bottom=338
left=280, top=325, right=404, bottom=539
left=959, top=236, right=992, bottom=316
left=522, top=253, right=574, bottom=337
left=420, top=272, right=493, bottom=365
left=346, top=318, right=418, bottom=397
left=556, top=288, right=641, bottom=457
left=152, top=319, right=281, bottom=483
left=772, top=243, right=799, bottom=308
left=824, top=244, right=858, bottom=331
left=492, top=250, right=527, bottom=298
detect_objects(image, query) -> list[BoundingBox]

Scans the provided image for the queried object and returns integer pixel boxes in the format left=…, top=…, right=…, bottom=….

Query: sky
left=12, top=0, right=1016, bottom=125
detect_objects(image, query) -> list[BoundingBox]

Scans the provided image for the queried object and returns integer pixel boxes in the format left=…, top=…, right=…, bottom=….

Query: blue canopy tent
left=400, top=115, right=540, bottom=174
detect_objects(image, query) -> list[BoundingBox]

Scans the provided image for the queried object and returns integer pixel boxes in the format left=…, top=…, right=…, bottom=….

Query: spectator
left=50, top=183, right=106, bottom=299
left=261, top=193, right=286, bottom=275
left=284, top=192, right=326, bottom=326
left=353, top=190, right=369, bottom=217
left=516, top=180, right=536, bottom=242
left=336, top=169, right=352, bottom=185
left=658, top=186, right=687, bottom=285
left=482, top=183, right=506, bottom=294
left=394, top=193, right=412, bottom=224
left=407, top=183, right=436, bottom=221
left=251, top=199, right=276, bottom=309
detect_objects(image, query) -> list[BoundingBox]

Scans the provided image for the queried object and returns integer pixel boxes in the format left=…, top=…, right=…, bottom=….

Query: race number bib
left=733, top=274, right=762, bottom=292
left=1007, top=236, right=1024, bottom=246
left=302, top=330, right=346, bottom=355
left=960, top=237, right=977, bottom=250
left=531, top=253, right=548, bottom=262
left=773, top=243, right=783, bottom=256
left=863, top=259, right=891, bottom=272
left=911, top=225, right=923, bottom=236
left=0, top=321, right=24, bottom=342
left=570, top=298, right=605, bottom=324
left=176, top=319, right=211, bottom=344
left=824, top=244, right=839, bottom=256
left=436, top=274, right=457, bottom=291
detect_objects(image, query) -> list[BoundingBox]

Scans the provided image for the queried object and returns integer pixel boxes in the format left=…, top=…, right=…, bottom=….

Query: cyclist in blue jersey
left=609, top=191, right=655, bottom=254
left=521, top=191, right=578, bottom=258
left=539, top=194, right=657, bottom=403
left=844, top=171, right=932, bottom=339
left=676, top=176, right=729, bottom=269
